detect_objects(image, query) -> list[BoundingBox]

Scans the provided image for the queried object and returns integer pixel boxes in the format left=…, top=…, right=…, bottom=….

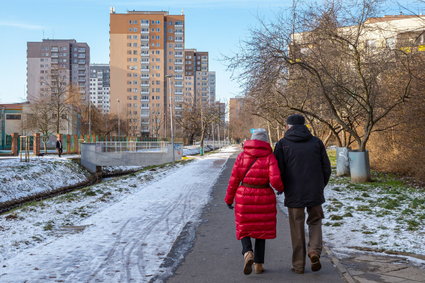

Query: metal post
left=166, top=75, right=175, bottom=163
left=88, top=101, right=91, bottom=137
left=117, top=99, right=121, bottom=137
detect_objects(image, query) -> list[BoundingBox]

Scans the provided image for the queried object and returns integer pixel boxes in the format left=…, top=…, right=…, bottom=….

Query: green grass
left=327, top=149, right=336, bottom=167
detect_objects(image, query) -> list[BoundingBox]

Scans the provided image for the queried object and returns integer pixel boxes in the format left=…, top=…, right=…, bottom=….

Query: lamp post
left=166, top=75, right=175, bottom=163
left=88, top=101, right=91, bottom=137
left=117, top=99, right=121, bottom=137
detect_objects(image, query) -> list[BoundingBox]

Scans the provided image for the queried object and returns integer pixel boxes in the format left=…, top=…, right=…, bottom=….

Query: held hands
left=227, top=203, right=234, bottom=210
left=276, top=191, right=283, bottom=195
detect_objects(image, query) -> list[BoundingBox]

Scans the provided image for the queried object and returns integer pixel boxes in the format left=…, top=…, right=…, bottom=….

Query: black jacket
left=56, top=140, right=62, bottom=150
left=274, top=125, right=331, bottom=208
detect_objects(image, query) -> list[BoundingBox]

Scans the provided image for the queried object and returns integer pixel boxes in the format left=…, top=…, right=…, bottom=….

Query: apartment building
left=27, top=39, right=90, bottom=102
left=184, top=49, right=210, bottom=104
left=208, top=71, right=216, bottom=104
left=89, top=64, right=110, bottom=113
left=109, top=10, right=185, bottom=137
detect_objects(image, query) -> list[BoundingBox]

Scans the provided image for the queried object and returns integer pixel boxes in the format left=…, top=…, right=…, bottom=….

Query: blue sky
left=0, top=0, right=423, bottom=104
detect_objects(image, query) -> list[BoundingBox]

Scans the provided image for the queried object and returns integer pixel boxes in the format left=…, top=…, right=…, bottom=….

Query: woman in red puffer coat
left=225, top=128, right=284, bottom=275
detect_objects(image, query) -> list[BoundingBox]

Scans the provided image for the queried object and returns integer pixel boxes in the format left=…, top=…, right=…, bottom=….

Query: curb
left=324, top=245, right=356, bottom=283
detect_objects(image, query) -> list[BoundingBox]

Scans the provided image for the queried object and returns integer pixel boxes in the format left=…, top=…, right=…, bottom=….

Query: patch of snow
left=0, top=147, right=237, bottom=282
left=322, top=183, right=425, bottom=263
left=0, top=157, right=91, bottom=205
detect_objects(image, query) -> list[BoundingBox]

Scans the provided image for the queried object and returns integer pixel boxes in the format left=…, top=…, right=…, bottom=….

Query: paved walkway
left=167, top=154, right=344, bottom=282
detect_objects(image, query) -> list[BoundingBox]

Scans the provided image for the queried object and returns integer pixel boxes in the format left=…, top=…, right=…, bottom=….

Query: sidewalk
left=167, top=154, right=344, bottom=282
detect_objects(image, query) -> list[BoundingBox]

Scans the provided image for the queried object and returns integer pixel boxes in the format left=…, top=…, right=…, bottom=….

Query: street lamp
left=88, top=101, right=91, bottom=137
left=117, top=99, right=120, bottom=137
left=166, top=74, right=175, bottom=163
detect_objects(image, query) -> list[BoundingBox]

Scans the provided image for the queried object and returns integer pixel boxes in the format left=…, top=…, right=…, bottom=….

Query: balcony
left=141, top=22, right=149, bottom=27
left=141, top=29, right=149, bottom=34
left=175, top=53, right=183, bottom=57
left=141, top=83, right=150, bottom=87
left=175, top=61, right=183, bottom=65
left=141, top=44, right=149, bottom=49
left=175, top=24, right=183, bottom=28
left=141, top=90, right=150, bottom=94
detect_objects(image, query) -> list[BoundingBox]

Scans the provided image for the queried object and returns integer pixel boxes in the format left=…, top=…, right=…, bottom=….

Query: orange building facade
left=110, top=11, right=185, bottom=137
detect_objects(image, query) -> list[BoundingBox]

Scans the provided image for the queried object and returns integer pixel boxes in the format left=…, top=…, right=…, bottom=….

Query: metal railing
left=95, top=141, right=168, bottom=153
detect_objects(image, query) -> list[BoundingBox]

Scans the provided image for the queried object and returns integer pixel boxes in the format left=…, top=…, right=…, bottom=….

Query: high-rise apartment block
left=27, top=39, right=90, bottom=102
left=208, top=71, right=216, bottom=104
left=184, top=49, right=210, bottom=104
left=109, top=10, right=185, bottom=137
left=89, top=64, right=110, bottom=113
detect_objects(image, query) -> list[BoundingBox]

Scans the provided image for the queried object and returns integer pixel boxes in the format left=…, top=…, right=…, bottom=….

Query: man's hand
left=276, top=191, right=283, bottom=195
left=227, top=203, right=234, bottom=210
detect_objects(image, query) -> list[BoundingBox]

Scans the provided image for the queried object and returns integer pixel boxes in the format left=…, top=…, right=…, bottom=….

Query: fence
left=95, top=141, right=168, bottom=153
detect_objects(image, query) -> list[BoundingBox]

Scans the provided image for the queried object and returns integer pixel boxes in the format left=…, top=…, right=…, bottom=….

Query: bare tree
left=227, top=0, right=422, bottom=151
left=25, top=98, right=54, bottom=153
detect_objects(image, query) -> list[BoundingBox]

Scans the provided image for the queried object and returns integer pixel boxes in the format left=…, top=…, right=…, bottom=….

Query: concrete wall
left=80, top=143, right=182, bottom=172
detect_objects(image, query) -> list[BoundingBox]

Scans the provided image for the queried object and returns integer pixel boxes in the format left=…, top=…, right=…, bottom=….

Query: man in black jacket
left=274, top=114, right=331, bottom=274
left=56, top=135, right=63, bottom=158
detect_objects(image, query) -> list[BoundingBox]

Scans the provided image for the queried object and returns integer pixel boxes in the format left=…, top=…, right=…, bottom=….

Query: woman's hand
left=227, top=203, right=234, bottom=210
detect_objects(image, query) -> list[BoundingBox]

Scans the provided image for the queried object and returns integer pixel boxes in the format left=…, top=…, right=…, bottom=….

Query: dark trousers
left=57, top=148, right=63, bottom=157
left=287, top=205, right=324, bottom=271
left=241, top=237, right=266, bottom=264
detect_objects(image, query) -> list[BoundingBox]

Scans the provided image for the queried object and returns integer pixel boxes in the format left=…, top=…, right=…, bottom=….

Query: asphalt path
left=167, top=154, right=344, bottom=283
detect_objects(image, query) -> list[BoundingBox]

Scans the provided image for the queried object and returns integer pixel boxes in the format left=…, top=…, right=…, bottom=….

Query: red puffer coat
left=225, top=139, right=284, bottom=240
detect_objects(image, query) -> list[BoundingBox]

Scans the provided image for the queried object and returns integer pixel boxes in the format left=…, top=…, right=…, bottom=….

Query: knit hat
left=251, top=128, right=269, bottom=142
left=286, top=114, right=305, bottom=125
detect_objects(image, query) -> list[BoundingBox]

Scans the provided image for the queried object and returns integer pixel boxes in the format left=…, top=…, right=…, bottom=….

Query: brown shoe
left=254, top=263, right=264, bottom=274
left=243, top=251, right=254, bottom=275
left=309, top=253, right=321, bottom=272
left=291, top=267, right=304, bottom=274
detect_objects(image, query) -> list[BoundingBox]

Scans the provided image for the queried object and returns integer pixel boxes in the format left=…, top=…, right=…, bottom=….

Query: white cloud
left=0, top=21, right=44, bottom=30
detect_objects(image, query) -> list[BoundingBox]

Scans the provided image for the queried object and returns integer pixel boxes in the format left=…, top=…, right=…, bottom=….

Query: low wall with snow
left=80, top=143, right=183, bottom=173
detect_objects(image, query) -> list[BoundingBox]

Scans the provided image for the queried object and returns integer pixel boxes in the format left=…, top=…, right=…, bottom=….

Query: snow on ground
left=321, top=174, right=425, bottom=263
left=0, top=156, right=91, bottom=205
left=0, top=146, right=237, bottom=282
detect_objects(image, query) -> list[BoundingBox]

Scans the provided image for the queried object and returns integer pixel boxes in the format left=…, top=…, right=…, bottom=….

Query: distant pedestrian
left=56, top=135, right=63, bottom=158
left=225, top=128, right=284, bottom=275
left=274, top=114, right=331, bottom=274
